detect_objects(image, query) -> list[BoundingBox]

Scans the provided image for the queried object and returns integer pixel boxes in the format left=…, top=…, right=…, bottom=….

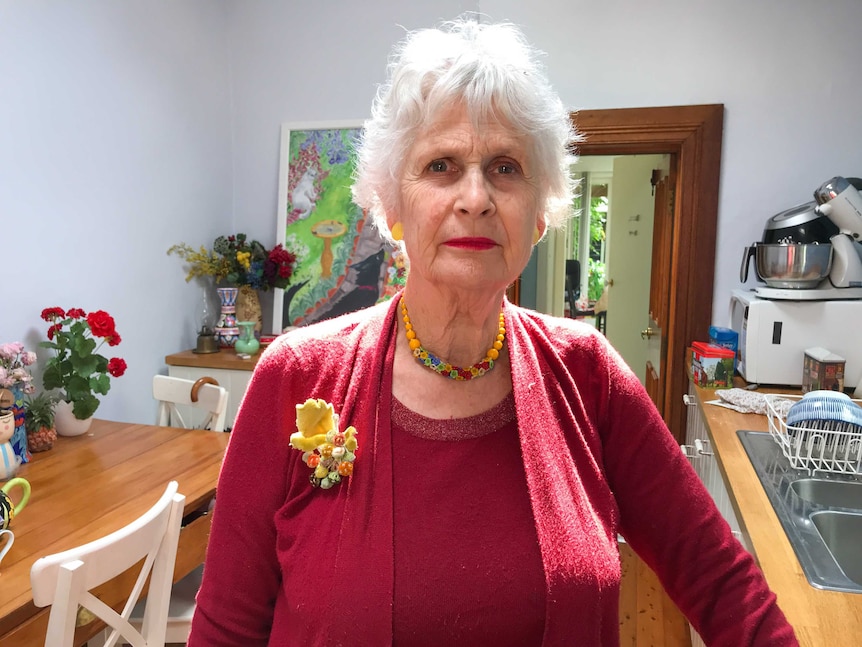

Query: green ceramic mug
left=1, top=477, right=30, bottom=530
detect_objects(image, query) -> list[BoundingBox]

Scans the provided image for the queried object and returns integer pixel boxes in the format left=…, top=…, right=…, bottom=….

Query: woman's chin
left=420, top=263, right=513, bottom=295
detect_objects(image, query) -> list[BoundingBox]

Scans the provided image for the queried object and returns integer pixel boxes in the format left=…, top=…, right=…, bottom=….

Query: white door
left=604, top=155, right=665, bottom=383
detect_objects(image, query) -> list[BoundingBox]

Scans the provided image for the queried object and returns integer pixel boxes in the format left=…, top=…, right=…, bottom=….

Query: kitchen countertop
left=693, top=383, right=862, bottom=646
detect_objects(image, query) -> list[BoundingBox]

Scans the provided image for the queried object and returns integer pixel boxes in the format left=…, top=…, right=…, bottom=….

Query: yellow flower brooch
left=291, top=399, right=358, bottom=489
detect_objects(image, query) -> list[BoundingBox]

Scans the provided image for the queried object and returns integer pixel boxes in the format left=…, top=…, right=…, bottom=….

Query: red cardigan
left=188, top=294, right=798, bottom=646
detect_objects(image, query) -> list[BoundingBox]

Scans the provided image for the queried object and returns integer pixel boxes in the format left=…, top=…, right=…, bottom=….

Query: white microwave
left=729, top=289, right=862, bottom=388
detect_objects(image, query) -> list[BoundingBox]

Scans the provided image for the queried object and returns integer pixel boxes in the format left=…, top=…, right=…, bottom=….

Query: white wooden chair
left=30, top=481, right=185, bottom=647
left=153, top=374, right=229, bottom=432
left=117, top=375, right=229, bottom=645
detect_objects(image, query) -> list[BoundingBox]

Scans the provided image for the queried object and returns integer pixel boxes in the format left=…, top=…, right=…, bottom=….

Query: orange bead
left=338, top=462, right=354, bottom=476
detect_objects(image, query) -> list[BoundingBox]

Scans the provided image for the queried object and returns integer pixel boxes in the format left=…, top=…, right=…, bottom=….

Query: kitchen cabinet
left=682, top=380, right=752, bottom=647
left=165, top=350, right=260, bottom=428
left=682, top=380, right=752, bottom=552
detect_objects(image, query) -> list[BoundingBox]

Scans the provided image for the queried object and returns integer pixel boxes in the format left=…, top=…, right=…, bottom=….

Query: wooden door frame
left=573, top=104, right=724, bottom=442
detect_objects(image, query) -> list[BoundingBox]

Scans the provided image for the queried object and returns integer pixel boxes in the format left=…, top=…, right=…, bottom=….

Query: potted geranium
left=39, top=307, right=128, bottom=435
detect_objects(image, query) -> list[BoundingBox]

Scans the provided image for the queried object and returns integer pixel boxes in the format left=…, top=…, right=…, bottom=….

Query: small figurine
left=0, top=410, right=21, bottom=480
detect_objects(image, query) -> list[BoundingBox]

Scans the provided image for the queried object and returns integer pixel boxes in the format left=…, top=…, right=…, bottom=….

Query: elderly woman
left=188, top=17, right=797, bottom=647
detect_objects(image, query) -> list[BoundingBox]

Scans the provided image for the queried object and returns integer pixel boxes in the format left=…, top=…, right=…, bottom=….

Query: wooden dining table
left=0, top=419, right=229, bottom=646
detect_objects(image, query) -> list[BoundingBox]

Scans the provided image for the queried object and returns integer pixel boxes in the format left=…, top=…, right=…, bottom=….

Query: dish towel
left=709, top=388, right=794, bottom=417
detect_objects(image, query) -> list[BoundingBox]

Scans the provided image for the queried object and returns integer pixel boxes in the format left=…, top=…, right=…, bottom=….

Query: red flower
left=106, top=333, right=122, bottom=347
left=87, top=310, right=116, bottom=338
left=266, top=244, right=297, bottom=284
left=107, top=357, right=127, bottom=377
left=47, top=323, right=62, bottom=340
left=66, top=308, right=86, bottom=319
left=40, top=307, right=65, bottom=321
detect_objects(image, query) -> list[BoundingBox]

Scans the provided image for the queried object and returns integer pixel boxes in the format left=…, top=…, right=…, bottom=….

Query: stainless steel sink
left=811, top=512, right=862, bottom=585
left=791, top=479, right=862, bottom=509
left=738, top=430, right=862, bottom=593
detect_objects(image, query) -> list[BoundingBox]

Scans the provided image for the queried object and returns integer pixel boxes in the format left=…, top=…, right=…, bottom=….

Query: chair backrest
left=153, top=375, right=228, bottom=432
left=30, top=481, right=186, bottom=647
left=565, top=259, right=581, bottom=310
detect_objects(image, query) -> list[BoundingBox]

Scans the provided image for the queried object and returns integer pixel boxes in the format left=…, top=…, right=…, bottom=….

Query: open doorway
left=563, top=160, right=609, bottom=328
left=510, top=104, right=723, bottom=442
left=561, top=154, right=671, bottom=384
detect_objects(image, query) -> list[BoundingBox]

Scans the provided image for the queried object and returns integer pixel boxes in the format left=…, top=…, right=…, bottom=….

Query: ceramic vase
left=235, top=321, right=261, bottom=356
left=53, top=400, right=93, bottom=437
left=235, top=285, right=262, bottom=338
left=214, top=287, right=240, bottom=348
left=6, top=384, right=30, bottom=464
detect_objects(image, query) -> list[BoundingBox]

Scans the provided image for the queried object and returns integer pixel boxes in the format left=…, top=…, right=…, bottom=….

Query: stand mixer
left=751, top=175, right=862, bottom=300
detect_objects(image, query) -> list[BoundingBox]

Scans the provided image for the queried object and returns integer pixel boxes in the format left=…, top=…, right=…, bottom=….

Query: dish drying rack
left=765, top=394, right=862, bottom=475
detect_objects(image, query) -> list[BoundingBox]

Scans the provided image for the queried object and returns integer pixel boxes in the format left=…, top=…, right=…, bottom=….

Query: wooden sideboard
left=165, top=350, right=262, bottom=428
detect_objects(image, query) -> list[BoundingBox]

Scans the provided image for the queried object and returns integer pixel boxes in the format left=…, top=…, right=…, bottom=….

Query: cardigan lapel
left=506, top=302, right=621, bottom=645
left=328, top=294, right=400, bottom=645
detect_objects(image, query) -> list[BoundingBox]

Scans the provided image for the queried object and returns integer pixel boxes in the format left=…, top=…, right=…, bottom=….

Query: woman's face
left=392, top=103, right=545, bottom=293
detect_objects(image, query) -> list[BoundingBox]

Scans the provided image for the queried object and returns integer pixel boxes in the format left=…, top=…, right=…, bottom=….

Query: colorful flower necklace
left=400, top=297, right=505, bottom=380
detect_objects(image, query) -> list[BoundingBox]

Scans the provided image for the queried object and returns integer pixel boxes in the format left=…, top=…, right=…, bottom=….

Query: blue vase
left=7, top=384, right=31, bottom=465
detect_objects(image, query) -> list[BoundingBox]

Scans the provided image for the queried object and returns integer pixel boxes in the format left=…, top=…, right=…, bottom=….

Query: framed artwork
left=272, top=121, right=405, bottom=333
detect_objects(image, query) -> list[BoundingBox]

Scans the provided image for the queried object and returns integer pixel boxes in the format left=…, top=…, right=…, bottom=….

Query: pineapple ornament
left=24, top=392, right=58, bottom=453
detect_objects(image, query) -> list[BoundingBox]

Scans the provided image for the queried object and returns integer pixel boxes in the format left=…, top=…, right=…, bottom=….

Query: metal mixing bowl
left=755, top=243, right=833, bottom=288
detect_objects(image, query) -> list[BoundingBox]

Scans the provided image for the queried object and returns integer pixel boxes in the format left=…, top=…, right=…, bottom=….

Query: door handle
left=641, top=327, right=655, bottom=340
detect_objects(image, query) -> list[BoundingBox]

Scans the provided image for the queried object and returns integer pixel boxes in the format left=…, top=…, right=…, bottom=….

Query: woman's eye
left=497, top=162, right=519, bottom=175
left=428, top=160, right=448, bottom=173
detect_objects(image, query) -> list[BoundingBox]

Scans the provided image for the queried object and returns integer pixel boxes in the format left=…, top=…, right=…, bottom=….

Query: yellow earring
left=532, top=227, right=542, bottom=245
left=390, top=222, right=403, bottom=242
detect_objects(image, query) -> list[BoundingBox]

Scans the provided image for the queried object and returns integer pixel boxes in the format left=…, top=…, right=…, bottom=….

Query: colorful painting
left=273, top=122, right=405, bottom=333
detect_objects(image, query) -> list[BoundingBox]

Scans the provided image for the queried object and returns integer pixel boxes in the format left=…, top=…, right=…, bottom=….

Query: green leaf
left=72, top=394, right=100, bottom=420
left=90, top=373, right=110, bottom=396
left=70, top=350, right=99, bottom=378
left=42, top=363, right=63, bottom=390
left=65, top=375, right=91, bottom=401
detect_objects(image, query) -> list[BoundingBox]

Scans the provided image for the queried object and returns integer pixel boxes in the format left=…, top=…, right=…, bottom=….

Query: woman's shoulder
left=509, top=304, right=608, bottom=350
left=258, top=300, right=391, bottom=367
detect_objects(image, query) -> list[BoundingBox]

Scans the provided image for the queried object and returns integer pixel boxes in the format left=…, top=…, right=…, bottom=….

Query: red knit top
left=391, top=393, right=545, bottom=646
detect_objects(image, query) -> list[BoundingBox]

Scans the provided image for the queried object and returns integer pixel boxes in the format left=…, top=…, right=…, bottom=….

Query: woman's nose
left=454, top=168, right=494, bottom=217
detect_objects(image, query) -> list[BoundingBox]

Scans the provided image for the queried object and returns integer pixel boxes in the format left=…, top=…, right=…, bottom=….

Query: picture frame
left=272, top=121, right=404, bottom=333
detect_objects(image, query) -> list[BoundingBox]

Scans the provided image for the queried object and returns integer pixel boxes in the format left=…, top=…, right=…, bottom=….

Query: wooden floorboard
left=619, top=542, right=692, bottom=647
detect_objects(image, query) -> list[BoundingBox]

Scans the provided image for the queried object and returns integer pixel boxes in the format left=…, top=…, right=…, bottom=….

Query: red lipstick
left=444, top=237, right=497, bottom=250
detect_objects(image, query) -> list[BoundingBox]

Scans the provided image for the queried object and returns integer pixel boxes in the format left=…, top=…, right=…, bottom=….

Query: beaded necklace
left=399, top=297, right=505, bottom=380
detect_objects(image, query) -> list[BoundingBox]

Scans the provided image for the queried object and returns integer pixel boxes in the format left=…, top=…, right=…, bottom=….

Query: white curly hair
left=351, top=15, right=579, bottom=245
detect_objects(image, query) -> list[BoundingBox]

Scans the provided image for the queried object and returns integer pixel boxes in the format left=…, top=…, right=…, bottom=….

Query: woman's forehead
left=412, top=104, right=531, bottom=155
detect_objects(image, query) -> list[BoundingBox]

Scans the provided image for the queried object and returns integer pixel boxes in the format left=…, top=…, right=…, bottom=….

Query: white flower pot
left=53, top=400, right=93, bottom=437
